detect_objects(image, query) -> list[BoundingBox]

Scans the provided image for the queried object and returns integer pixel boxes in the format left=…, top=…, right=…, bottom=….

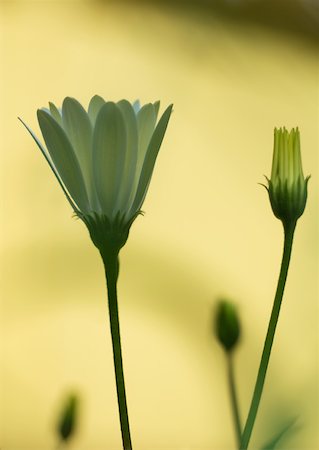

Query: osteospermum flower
left=21, top=96, right=172, bottom=252
left=266, top=127, right=309, bottom=226
left=22, top=95, right=173, bottom=450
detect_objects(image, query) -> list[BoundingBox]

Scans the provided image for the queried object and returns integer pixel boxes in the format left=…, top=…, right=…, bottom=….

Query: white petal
left=132, top=100, right=141, bottom=114
left=37, top=110, right=90, bottom=213
left=49, top=102, right=63, bottom=126
left=137, top=104, right=156, bottom=157
left=130, top=104, right=173, bottom=214
left=92, top=102, right=127, bottom=217
left=116, top=100, right=138, bottom=212
left=88, top=95, right=106, bottom=125
left=135, top=104, right=156, bottom=186
left=62, top=97, right=99, bottom=209
left=153, top=101, right=160, bottom=119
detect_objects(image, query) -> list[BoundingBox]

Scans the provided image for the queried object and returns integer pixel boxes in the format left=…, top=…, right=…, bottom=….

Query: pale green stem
left=226, top=352, right=242, bottom=448
left=240, top=221, right=296, bottom=450
left=101, top=249, right=133, bottom=450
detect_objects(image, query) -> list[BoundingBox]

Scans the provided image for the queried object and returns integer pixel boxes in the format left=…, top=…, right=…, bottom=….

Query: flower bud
left=215, top=300, right=241, bottom=353
left=57, top=393, right=79, bottom=442
left=267, top=127, right=310, bottom=226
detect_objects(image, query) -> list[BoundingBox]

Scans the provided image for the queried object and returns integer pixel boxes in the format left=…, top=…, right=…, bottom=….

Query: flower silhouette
left=21, top=96, right=172, bottom=252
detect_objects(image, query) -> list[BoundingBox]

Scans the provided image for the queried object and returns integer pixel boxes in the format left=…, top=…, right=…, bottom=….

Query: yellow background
left=1, top=1, right=318, bottom=449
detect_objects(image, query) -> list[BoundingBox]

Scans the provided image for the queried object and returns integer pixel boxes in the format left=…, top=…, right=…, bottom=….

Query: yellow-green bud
left=215, top=300, right=241, bottom=353
left=267, top=127, right=310, bottom=226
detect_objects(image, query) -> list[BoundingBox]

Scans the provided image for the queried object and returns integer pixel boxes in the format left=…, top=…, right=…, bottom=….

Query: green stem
left=226, top=352, right=242, bottom=448
left=101, top=249, right=133, bottom=450
left=240, top=221, right=296, bottom=450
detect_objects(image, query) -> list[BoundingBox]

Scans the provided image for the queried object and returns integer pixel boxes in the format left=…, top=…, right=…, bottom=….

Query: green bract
left=267, top=127, right=309, bottom=226
left=22, top=96, right=172, bottom=252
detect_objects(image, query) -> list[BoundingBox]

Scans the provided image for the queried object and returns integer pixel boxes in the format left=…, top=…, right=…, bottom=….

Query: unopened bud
left=267, top=127, right=309, bottom=226
left=57, top=393, right=79, bottom=442
left=215, top=300, right=241, bottom=352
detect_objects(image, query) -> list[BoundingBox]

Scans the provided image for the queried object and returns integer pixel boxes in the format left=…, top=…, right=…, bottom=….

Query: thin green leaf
left=261, top=418, right=298, bottom=450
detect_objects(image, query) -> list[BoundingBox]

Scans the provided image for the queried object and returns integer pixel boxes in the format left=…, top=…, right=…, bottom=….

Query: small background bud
left=215, top=300, right=241, bottom=352
left=57, top=393, right=79, bottom=443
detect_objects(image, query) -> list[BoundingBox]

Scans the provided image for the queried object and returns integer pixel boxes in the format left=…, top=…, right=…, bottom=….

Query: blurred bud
left=215, top=300, right=241, bottom=352
left=266, top=127, right=310, bottom=226
left=57, top=393, right=79, bottom=442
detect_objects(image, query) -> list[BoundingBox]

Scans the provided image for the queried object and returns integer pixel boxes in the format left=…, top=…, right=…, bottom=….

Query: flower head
left=21, top=96, right=172, bottom=252
left=266, top=127, right=309, bottom=226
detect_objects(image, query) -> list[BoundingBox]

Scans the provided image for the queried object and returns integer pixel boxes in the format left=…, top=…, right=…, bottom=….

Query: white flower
left=21, top=96, right=172, bottom=251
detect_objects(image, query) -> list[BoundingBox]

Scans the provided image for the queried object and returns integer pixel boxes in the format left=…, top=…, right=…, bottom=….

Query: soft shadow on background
left=1, top=0, right=318, bottom=449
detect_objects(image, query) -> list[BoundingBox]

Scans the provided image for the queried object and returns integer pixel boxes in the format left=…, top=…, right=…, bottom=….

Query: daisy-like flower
left=266, top=127, right=309, bottom=226
left=21, top=95, right=172, bottom=450
left=21, top=96, right=172, bottom=254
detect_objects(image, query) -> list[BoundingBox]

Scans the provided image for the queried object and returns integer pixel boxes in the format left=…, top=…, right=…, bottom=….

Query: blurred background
left=1, top=0, right=318, bottom=449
